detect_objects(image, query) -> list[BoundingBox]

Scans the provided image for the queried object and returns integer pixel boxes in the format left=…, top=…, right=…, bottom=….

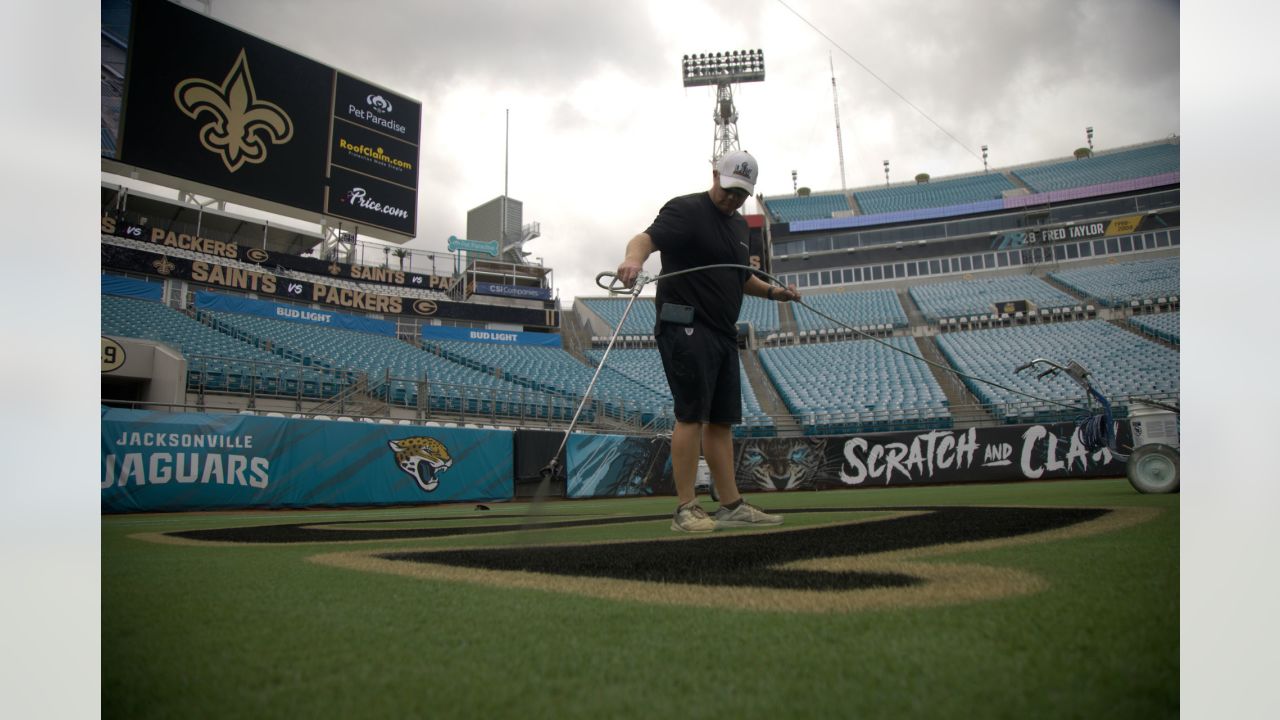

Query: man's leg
left=670, top=420, right=703, bottom=506
left=702, top=422, right=741, bottom=506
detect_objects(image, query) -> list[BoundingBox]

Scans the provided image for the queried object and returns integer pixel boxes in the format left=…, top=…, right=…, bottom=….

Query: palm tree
left=393, top=248, right=409, bottom=271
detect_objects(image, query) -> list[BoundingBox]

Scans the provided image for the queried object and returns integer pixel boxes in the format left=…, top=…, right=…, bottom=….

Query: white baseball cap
left=716, top=150, right=758, bottom=194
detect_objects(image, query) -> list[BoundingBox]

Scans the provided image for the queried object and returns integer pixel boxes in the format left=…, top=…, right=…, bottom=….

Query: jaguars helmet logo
left=388, top=437, right=453, bottom=492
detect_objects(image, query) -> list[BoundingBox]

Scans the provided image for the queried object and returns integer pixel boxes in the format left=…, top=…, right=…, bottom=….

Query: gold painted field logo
left=146, top=505, right=1160, bottom=613
left=102, top=337, right=125, bottom=373
left=174, top=49, right=294, bottom=173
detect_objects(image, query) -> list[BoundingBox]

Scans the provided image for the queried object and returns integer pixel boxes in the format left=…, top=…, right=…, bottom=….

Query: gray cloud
left=182, top=0, right=1178, bottom=302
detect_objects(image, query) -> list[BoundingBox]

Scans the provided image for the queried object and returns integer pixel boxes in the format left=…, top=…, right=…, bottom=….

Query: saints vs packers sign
left=116, top=0, right=421, bottom=238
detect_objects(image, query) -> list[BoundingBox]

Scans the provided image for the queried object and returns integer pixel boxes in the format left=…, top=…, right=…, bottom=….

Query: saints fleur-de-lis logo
left=173, top=49, right=293, bottom=173
left=328, top=263, right=342, bottom=275
left=152, top=257, right=176, bottom=276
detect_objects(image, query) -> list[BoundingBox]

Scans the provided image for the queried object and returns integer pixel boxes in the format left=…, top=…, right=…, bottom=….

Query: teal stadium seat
left=1013, top=144, right=1179, bottom=193
left=854, top=174, right=1015, bottom=215
left=935, top=319, right=1179, bottom=423
left=1049, top=256, right=1179, bottom=308
left=764, top=193, right=852, bottom=223
left=909, top=276, right=1078, bottom=322
left=759, top=337, right=951, bottom=435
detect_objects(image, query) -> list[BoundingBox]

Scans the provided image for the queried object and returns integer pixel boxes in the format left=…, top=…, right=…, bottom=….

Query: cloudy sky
left=108, top=0, right=1179, bottom=304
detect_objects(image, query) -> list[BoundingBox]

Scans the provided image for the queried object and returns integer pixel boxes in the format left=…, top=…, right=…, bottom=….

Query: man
left=615, top=150, right=800, bottom=532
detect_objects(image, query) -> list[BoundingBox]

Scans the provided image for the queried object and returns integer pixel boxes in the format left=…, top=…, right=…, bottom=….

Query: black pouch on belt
left=658, top=302, right=695, bottom=326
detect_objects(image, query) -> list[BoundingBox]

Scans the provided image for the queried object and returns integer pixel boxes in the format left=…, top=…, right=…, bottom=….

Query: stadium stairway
left=740, top=348, right=801, bottom=435
left=1038, top=273, right=1093, bottom=306
left=307, top=374, right=389, bottom=417
left=775, top=300, right=799, bottom=341
left=913, top=336, right=996, bottom=428
left=897, top=288, right=931, bottom=334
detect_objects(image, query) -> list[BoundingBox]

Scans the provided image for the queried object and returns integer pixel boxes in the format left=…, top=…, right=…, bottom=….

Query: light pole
left=1086, top=126, right=1094, bottom=151
left=981, top=144, right=989, bottom=172
left=883, top=159, right=890, bottom=186
left=681, top=49, right=766, bottom=164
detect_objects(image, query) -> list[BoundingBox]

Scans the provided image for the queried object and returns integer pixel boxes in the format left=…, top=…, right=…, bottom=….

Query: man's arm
left=616, top=232, right=657, bottom=288
left=744, top=274, right=800, bottom=302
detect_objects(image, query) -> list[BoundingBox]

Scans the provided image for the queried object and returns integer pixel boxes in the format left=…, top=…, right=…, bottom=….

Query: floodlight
left=681, top=48, right=767, bottom=163
left=681, top=48, right=765, bottom=88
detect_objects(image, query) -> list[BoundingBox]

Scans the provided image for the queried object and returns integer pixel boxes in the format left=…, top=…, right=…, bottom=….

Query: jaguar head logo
left=174, top=49, right=294, bottom=173
left=388, top=437, right=453, bottom=492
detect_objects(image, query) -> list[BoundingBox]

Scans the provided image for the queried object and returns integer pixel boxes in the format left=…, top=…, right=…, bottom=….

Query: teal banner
left=565, top=433, right=672, bottom=498
left=101, top=408, right=513, bottom=512
left=447, top=235, right=498, bottom=256
left=194, top=290, right=397, bottom=336
left=102, top=273, right=162, bottom=301
left=420, top=324, right=562, bottom=347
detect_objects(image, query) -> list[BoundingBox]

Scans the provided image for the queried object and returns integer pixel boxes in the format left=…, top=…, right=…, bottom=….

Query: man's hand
left=616, top=259, right=645, bottom=288
left=617, top=233, right=657, bottom=288
left=774, top=284, right=800, bottom=302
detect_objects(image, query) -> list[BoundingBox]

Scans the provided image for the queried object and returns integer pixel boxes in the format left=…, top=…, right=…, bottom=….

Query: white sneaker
left=671, top=502, right=716, bottom=533
left=714, top=501, right=783, bottom=527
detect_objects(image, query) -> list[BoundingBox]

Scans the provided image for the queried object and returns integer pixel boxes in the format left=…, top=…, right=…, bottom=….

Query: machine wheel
left=1126, top=444, right=1180, bottom=494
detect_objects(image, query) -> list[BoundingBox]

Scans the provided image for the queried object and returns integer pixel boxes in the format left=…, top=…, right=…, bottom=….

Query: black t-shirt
left=644, top=192, right=750, bottom=338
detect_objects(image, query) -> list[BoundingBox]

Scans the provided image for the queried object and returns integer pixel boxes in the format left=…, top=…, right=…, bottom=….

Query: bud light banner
left=194, top=291, right=396, bottom=336
left=101, top=408, right=513, bottom=513
left=420, top=325, right=562, bottom=347
left=566, top=421, right=1131, bottom=498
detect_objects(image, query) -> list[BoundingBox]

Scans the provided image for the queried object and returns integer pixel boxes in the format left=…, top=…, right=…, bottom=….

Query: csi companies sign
left=115, top=0, right=421, bottom=239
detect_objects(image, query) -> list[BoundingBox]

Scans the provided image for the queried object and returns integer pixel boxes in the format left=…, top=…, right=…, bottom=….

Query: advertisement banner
left=103, top=213, right=452, bottom=291
left=101, top=243, right=560, bottom=327
left=420, top=325, right=562, bottom=347
left=101, top=409, right=513, bottom=512
left=471, top=282, right=554, bottom=301
left=566, top=421, right=1130, bottom=498
left=325, top=165, right=418, bottom=237
left=333, top=72, right=421, bottom=144
left=330, top=120, right=419, bottom=189
left=193, top=291, right=396, bottom=336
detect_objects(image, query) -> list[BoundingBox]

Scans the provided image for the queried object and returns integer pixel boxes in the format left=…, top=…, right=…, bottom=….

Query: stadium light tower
left=1086, top=126, right=1095, bottom=150
left=981, top=144, right=989, bottom=172
left=682, top=49, right=766, bottom=164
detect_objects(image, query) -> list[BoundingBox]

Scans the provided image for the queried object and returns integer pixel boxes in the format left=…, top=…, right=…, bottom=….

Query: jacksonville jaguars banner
left=101, top=408, right=512, bottom=513
left=566, top=421, right=1131, bottom=498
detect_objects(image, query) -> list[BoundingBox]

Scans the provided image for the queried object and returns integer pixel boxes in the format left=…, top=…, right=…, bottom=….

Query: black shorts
left=656, top=322, right=741, bottom=424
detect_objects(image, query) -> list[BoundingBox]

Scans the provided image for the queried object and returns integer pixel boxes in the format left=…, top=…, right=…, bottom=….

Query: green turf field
left=102, top=478, right=1178, bottom=719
